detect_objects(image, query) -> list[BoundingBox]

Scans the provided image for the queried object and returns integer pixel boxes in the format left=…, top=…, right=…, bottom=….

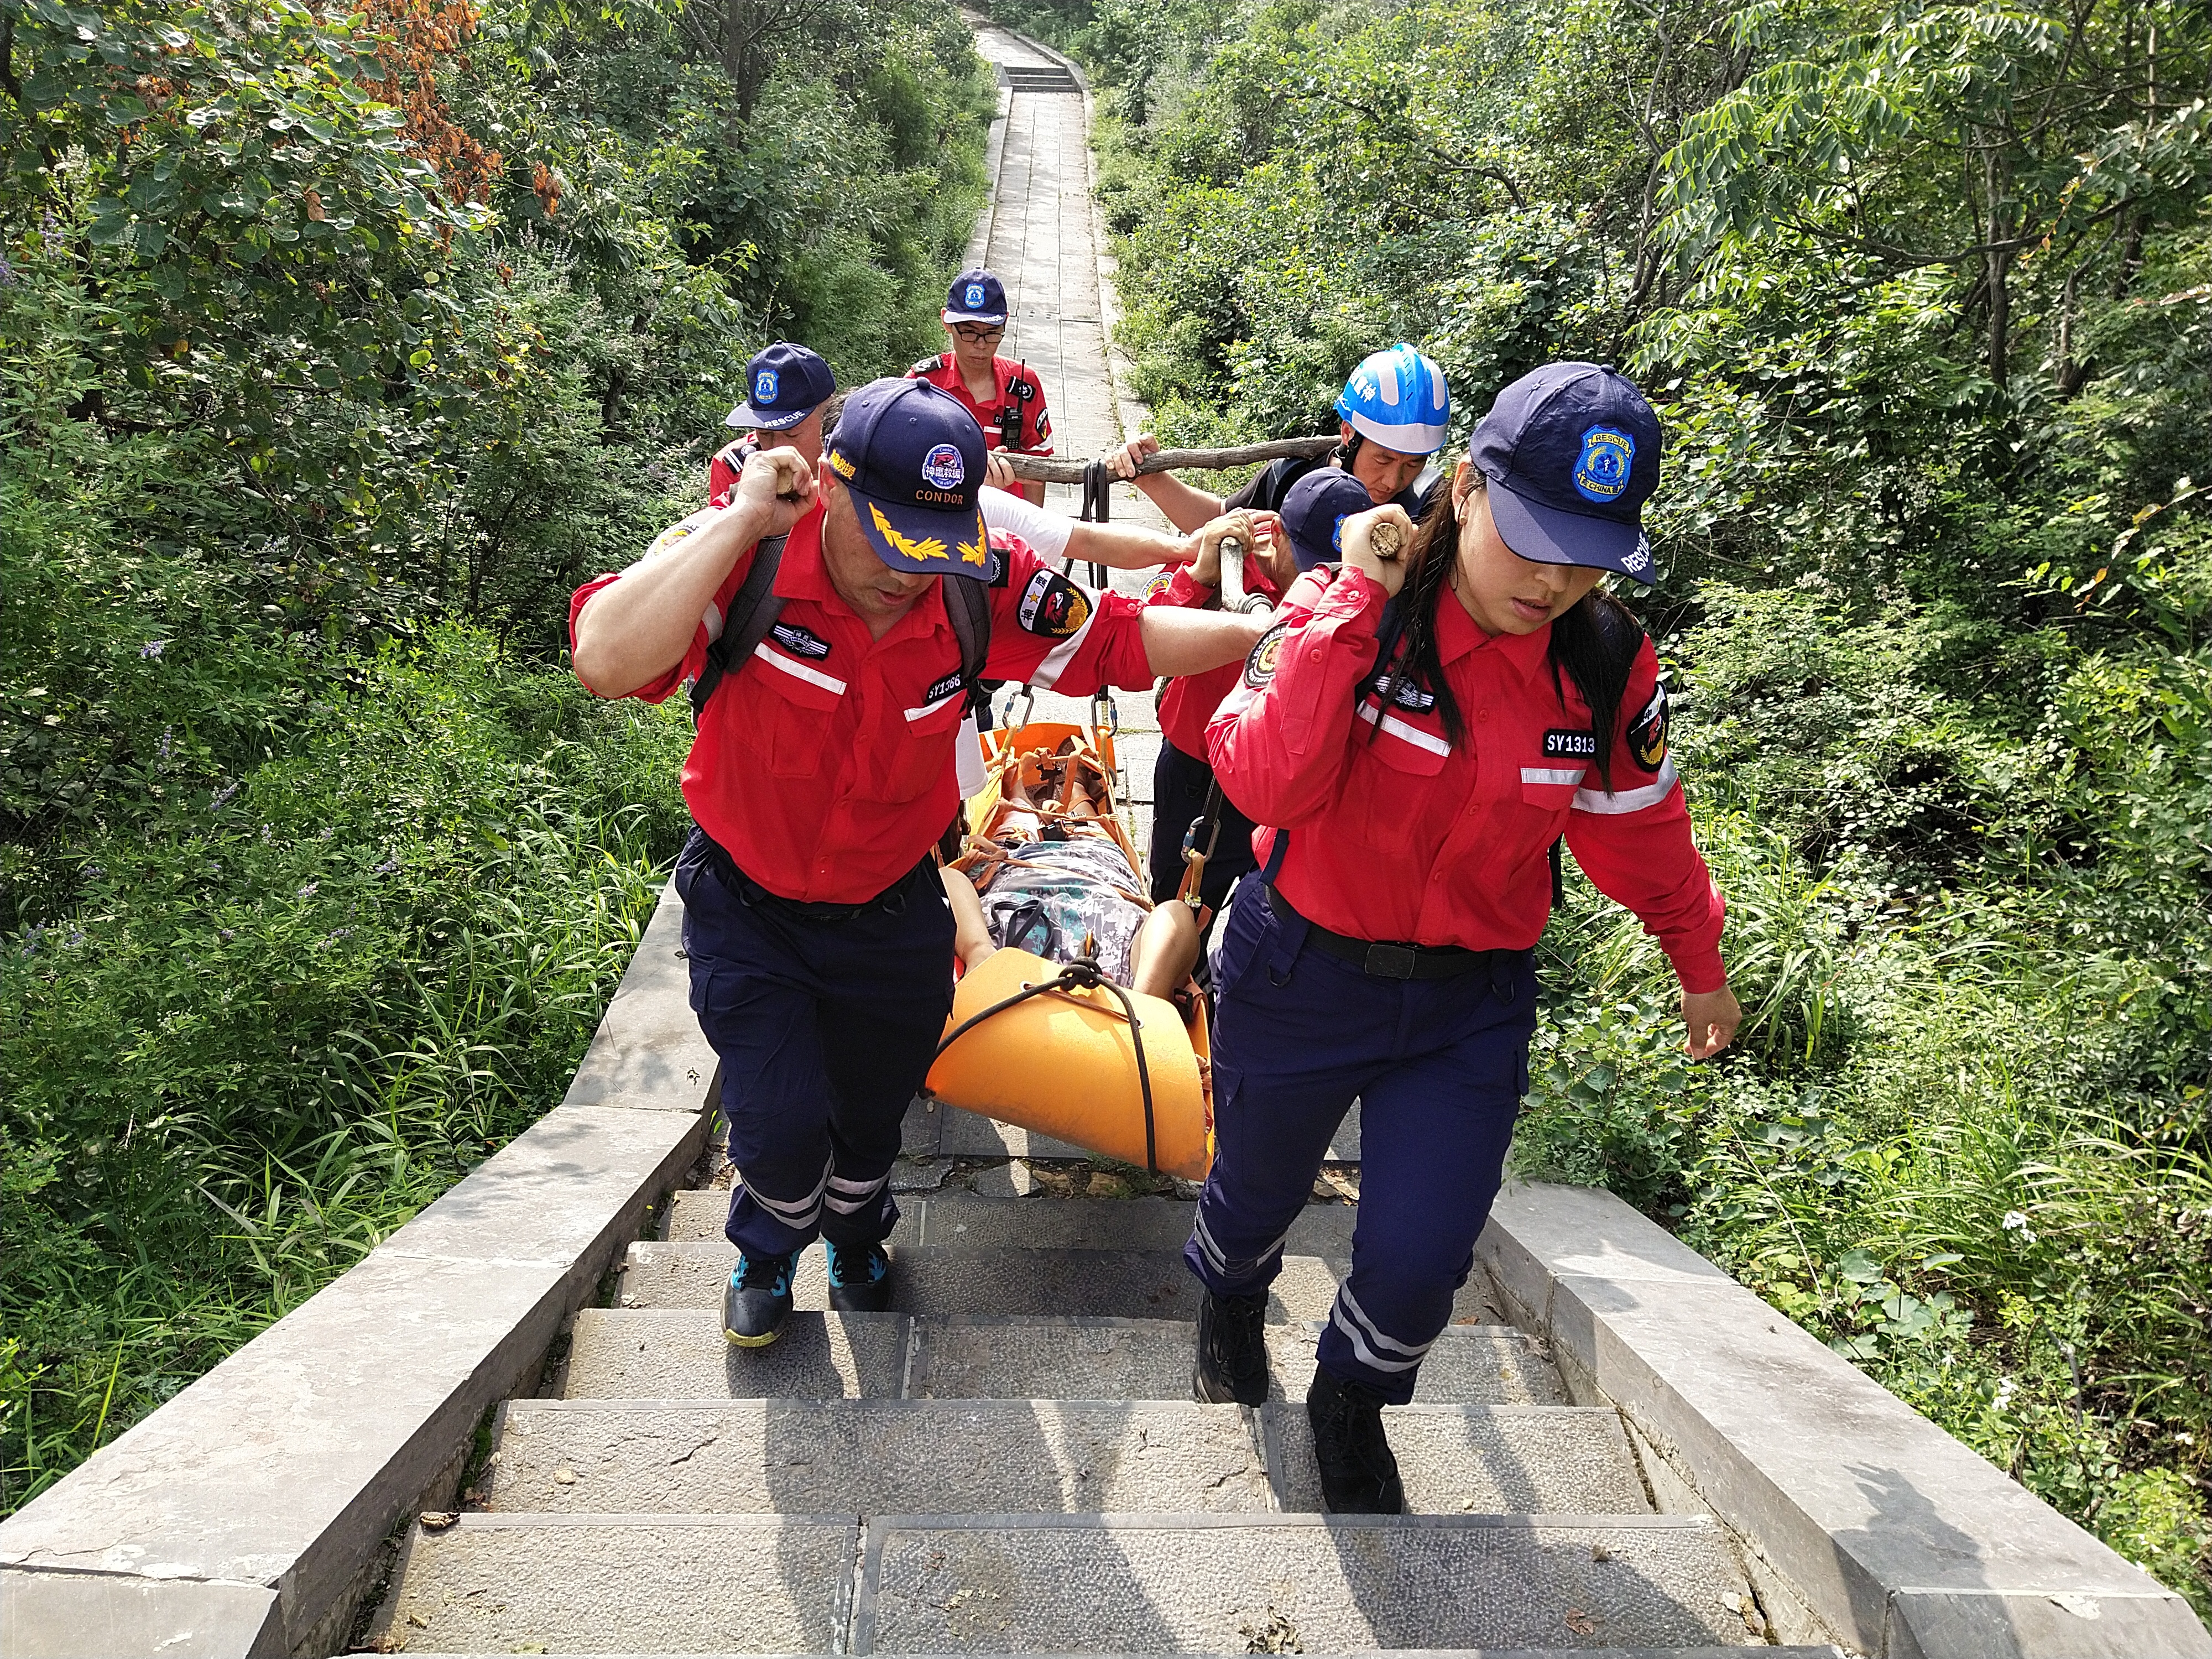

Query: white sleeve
left=979, top=484, right=1073, bottom=559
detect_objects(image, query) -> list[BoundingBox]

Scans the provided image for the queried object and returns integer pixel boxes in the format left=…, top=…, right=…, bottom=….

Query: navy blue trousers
left=1149, top=737, right=1259, bottom=913
left=1185, top=878, right=1535, bottom=1404
left=674, top=828, right=954, bottom=1259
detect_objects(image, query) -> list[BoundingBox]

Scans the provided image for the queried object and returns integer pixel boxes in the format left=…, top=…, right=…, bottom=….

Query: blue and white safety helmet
left=1334, top=343, right=1451, bottom=456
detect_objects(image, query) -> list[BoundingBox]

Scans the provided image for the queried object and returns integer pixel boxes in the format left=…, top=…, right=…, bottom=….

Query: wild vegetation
left=0, top=0, right=992, bottom=1510
left=1003, top=0, right=2212, bottom=1605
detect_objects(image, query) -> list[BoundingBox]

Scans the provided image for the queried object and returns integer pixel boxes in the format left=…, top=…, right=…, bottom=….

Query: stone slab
left=486, top=1397, right=1270, bottom=1514
left=561, top=1310, right=1558, bottom=1404
left=1479, top=1181, right=2212, bottom=1658
left=0, top=1106, right=699, bottom=1659
left=558, top=884, right=720, bottom=1113
left=618, top=1241, right=1496, bottom=1326
left=663, top=1188, right=1359, bottom=1253
left=0, top=886, right=708, bottom=1655
left=387, top=1653, right=1837, bottom=1659
left=911, top=1317, right=1567, bottom=1405
left=934, top=1104, right=1092, bottom=1161
left=367, top=1514, right=857, bottom=1655
left=852, top=1512, right=1763, bottom=1653
left=1261, top=1404, right=1649, bottom=1517
left=562, top=1309, right=909, bottom=1401
left=0, top=1569, right=285, bottom=1658
left=391, top=1651, right=1833, bottom=1659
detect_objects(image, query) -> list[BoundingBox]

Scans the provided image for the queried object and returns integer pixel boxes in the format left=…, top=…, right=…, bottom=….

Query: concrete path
left=969, top=20, right=1169, bottom=838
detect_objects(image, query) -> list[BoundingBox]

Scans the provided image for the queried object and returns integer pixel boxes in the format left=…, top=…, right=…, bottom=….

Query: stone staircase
left=1002, top=62, right=1082, bottom=94
left=366, top=1124, right=1834, bottom=1656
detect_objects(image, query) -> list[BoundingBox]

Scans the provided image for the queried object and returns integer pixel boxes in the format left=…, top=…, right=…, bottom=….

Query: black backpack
left=688, top=535, right=993, bottom=722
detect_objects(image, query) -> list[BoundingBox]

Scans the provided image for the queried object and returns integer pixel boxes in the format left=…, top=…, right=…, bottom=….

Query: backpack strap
left=687, top=533, right=789, bottom=724
left=1252, top=453, right=1320, bottom=515
left=943, top=570, right=993, bottom=692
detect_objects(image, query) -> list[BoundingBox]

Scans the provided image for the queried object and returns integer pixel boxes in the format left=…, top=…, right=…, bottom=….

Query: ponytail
left=1547, top=589, right=1644, bottom=794
left=1368, top=486, right=1467, bottom=747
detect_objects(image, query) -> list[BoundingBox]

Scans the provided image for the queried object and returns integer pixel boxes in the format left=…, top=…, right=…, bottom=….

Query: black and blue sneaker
left=723, top=1250, right=796, bottom=1348
left=825, top=1239, right=893, bottom=1313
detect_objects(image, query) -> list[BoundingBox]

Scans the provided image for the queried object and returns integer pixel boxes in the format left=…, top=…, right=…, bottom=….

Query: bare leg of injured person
left=1128, top=898, right=1203, bottom=1001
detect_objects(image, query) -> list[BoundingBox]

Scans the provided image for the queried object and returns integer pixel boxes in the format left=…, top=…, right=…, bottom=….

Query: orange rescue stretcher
left=921, top=709, right=1215, bottom=1179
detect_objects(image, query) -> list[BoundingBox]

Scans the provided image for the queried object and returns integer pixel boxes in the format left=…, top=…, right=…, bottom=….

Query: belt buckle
left=1364, top=942, right=1418, bottom=980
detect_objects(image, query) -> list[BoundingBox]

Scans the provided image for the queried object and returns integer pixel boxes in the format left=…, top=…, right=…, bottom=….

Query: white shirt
left=979, top=484, right=1073, bottom=559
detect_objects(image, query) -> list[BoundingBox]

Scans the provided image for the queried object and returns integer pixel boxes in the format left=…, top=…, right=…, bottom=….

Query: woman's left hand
left=1682, top=984, right=1742, bottom=1060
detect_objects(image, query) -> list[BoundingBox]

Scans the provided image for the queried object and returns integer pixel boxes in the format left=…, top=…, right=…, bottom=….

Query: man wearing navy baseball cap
left=1280, top=468, right=1376, bottom=572
left=569, top=377, right=1269, bottom=1348
left=709, top=343, right=839, bottom=508
left=907, top=268, right=1052, bottom=506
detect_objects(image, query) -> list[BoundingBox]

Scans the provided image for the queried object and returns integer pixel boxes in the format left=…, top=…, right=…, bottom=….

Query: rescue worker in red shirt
left=1187, top=363, right=1744, bottom=1511
left=1115, top=346, right=1452, bottom=927
left=570, top=378, right=1267, bottom=1348
left=709, top=343, right=838, bottom=508
left=1141, top=481, right=1357, bottom=930
left=907, top=269, right=1050, bottom=507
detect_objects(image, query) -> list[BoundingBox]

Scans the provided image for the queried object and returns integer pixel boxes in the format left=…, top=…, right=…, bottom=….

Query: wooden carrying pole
left=997, top=435, right=1335, bottom=485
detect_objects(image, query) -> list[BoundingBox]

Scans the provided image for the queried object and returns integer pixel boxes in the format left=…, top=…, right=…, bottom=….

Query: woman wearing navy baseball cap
left=1185, top=362, right=1743, bottom=1511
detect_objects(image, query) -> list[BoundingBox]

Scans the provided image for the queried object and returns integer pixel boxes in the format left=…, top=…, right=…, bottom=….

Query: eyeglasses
left=952, top=324, right=1005, bottom=343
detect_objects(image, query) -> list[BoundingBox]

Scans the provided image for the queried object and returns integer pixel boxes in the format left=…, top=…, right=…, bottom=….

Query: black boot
left=1306, top=1368, right=1405, bottom=1512
left=826, top=1239, right=894, bottom=1313
left=722, top=1250, right=796, bottom=1348
left=1193, top=1288, right=1270, bottom=1405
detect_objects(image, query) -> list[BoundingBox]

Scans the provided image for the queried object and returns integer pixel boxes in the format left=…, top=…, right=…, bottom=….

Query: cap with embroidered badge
left=1281, top=467, right=1375, bottom=572
left=1467, top=362, right=1662, bottom=580
left=726, top=342, right=837, bottom=431
left=824, top=378, right=990, bottom=578
left=942, top=268, right=1010, bottom=326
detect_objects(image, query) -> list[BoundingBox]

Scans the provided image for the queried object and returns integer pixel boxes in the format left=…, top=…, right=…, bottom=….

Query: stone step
left=377, top=1514, right=1773, bottom=1655
left=369, top=1514, right=858, bottom=1655
left=1258, top=1404, right=1647, bottom=1516
left=562, top=1311, right=1567, bottom=1405
left=483, top=1397, right=1270, bottom=1515
left=854, top=1513, right=1766, bottom=1652
left=394, top=1652, right=1833, bottom=1658
left=664, top=1188, right=1359, bottom=1253
left=617, top=1241, right=1498, bottom=1325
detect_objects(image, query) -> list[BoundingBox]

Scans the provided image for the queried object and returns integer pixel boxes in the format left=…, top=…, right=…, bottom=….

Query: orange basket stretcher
left=922, top=712, right=1214, bottom=1180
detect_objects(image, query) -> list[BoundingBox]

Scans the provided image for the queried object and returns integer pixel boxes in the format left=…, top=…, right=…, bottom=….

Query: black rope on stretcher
left=933, top=957, right=1159, bottom=1175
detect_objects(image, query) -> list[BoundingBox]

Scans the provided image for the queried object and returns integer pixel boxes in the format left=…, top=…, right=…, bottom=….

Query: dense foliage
left=1007, top=0, right=2212, bottom=1606
left=0, top=0, right=990, bottom=1510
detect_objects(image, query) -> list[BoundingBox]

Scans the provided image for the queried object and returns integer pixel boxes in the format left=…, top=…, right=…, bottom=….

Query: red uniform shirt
left=571, top=503, right=1149, bottom=903
left=1206, top=566, right=1726, bottom=990
left=1144, top=560, right=1288, bottom=757
left=906, top=354, right=1053, bottom=456
left=707, top=437, right=754, bottom=509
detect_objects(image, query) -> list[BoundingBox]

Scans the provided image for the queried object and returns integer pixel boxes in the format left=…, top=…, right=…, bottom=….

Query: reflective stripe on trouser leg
left=1311, top=963, right=1533, bottom=1404
left=674, top=833, right=955, bottom=1259
left=1184, top=882, right=1370, bottom=1300
left=1327, top=1281, right=1434, bottom=1375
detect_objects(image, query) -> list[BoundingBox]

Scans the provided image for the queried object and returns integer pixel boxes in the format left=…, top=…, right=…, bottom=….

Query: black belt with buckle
left=697, top=830, right=931, bottom=921
left=1266, top=883, right=1512, bottom=982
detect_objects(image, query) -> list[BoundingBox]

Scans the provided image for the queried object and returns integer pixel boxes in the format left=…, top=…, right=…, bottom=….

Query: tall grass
left=0, top=629, right=692, bottom=1514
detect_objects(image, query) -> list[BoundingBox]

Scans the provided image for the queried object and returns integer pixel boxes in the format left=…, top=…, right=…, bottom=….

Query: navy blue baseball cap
left=1468, top=363, right=1661, bottom=580
left=1281, top=467, right=1374, bottom=572
left=726, top=342, right=836, bottom=431
left=824, top=378, right=990, bottom=577
left=942, top=269, right=1009, bottom=326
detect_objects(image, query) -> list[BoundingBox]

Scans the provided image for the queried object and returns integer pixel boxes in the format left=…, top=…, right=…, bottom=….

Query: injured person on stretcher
left=939, top=731, right=1203, bottom=1002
